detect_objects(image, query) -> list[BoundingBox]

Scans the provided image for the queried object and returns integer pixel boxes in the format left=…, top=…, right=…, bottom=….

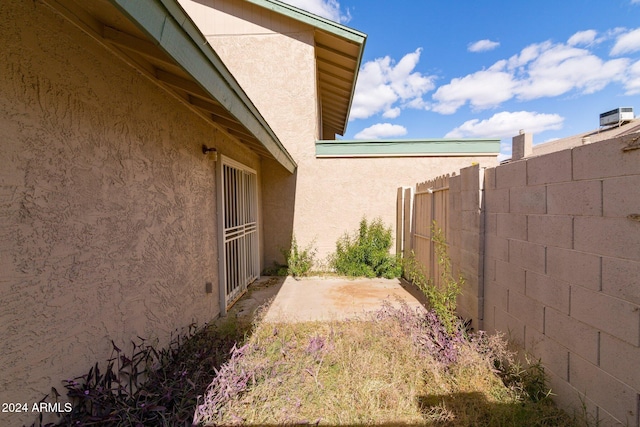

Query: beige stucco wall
left=303, top=156, right=497, bottom=263
left=179, top=0, right=318, bottom=267
left=0, top=1, right=260, bottom=424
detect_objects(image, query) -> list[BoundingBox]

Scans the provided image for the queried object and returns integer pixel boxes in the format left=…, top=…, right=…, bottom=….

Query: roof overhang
left=247, top=0, right=367, bottom=139
left=315, top=139, right=501, bottom=158
left=42, top=0, right=296, bottom=173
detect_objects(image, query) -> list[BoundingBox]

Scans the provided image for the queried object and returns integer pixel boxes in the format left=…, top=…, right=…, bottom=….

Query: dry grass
left=194, top=303, right=576, bottom=426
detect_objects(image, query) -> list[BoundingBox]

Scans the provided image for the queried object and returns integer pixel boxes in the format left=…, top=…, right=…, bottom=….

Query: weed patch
left=404, top=221, right=464, bottom=334
left=194, top=302, right=576, bottom=426
left=281, top=235, right=317, bottom=278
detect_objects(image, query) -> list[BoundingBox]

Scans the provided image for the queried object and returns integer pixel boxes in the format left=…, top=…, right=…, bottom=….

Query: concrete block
left=571, top=285, right=640, bottom=346
left=512, top=131, right=533, bottom=160
left=485, top=212, right=497, bottom=235
left=569, top=354, right=639, bottom=426
left=527, top=214, right=573, bottom=249
left=461, top=229, right=480, bottom=251
left=461, top=210, right=480, bottom=231
left=495, top=259, right=525, bottom=294
left=461, top=164, right=480, bottom=191
left=547, top=180, right=602, bottom=216
left=509, top=185, right=546, bottom=214
left=508, top=239, right=546, bottom=274
left=509, top=290, right=545, bottom=333
left=484, top=280, right=508, bottom=311
left=484, top=257, right=496, bottom=282
left=600, top=332, right=640, bottom=392
left=546, top=246, right=601, bottom=291
left=526, top=327, right=569, bottom=381
left=484, top=166, right=496, bottom=190
left=602, top=257, right=640, bottom=305
left=527, top=149, right=573, bottom=185
left=603, top=175, right=640, bottom=218
left=525, top=270, right=570, bottom=314
left=574, top=216, right=640, bottom=259
left=461, top=248, right=481, bottom=275
left=457, top=290, right=480, bottom=322
left=494, top=307, right=525, bottom=346
left=485, top=187, right=510, bottom=213
left=545, top=307, right=599, bottom=365
left=461, top=189, right=480, bottom=212
left=573, top=134, right=640, bottom=180
left=485, top=234, right=509, bottom=262
left=546, top=370, right=599, bottom=425
left=496, top=160, right=527, bottom=189
left=496, top=213, right=527, bottom=240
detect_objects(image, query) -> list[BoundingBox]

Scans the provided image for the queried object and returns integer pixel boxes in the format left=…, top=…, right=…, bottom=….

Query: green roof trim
left=315, top=139, right=501, bottom=157
left=246, top=0, right=367, bottom=43
left=110, top=0, right=297, bottom=173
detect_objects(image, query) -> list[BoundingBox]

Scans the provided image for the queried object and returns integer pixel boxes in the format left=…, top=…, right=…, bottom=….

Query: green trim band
left=315, top=139, right=500, bottom=157
left=246, top=0, right=367, bottom=43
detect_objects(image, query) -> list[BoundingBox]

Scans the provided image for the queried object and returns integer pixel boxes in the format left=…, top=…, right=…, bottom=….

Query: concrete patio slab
left=262, top=276, right=426, bottom=323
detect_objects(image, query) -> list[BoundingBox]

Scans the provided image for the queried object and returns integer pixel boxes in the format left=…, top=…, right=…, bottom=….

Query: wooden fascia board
left=111, top=0, right=296, bottom=173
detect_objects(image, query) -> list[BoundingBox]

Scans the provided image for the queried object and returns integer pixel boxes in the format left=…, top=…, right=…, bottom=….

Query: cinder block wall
left=447, top=166, right=486, bottom=327
left=482, top=136, right=640, bottom=426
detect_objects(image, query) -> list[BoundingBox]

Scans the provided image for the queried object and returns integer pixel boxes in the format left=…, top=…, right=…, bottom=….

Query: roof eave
left=112, top=0, right=297, bottom=173
left=246, top=0, right=366, bottom=138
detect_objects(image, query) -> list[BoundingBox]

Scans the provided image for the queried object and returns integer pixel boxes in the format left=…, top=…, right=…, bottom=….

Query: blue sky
left=283, top=0, right=640, bottom=158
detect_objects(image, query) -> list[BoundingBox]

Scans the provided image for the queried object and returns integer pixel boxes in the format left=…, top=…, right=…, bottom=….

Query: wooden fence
left=397, top=174, right=451, bottom=288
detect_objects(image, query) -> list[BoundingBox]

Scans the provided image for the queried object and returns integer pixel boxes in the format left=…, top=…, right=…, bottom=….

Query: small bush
left=281, top=235, right=316, bottom=277
left=331, top=217, right=401, bottom=279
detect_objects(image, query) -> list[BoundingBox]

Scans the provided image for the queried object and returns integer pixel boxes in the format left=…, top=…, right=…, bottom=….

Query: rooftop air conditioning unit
left=600, top=107, right=634, bottom=127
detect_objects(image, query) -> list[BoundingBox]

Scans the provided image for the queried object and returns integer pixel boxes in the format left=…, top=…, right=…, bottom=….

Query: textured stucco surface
left=0, top=1, right=259, bottom=424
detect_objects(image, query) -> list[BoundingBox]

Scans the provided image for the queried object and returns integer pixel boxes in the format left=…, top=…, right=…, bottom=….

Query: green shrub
left=331, top=217, right=402, bottom=279
left=281, top=235, right=316, bottom=277
left=403, top=221, right=464, bottom=334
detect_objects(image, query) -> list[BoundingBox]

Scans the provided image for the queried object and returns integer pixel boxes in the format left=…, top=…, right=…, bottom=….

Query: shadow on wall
left=261, top=157, right=297, bottom=268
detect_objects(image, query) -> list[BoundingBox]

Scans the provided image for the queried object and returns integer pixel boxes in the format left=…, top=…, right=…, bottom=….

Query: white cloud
left=611, top=28, right=640, bottom=55
left=349, top=48, right=435, bottom=120
left=431, top=39, right=632, bottom=114
left=354, top=123, right=407, bottom=139
left=382, top=107, right=401, bottom=119
left=514, top=44, right=629, bottom=99
left=282, top=0, right=350, bottom=23
left=468, top=39, right=500, bottom=52
left=431, top=69, right=516, bottom=114
left=624, top=59, right=640, bottom=94
left=568, top=30, right=597, bottom=46
left=445, top=111, right=564, bottom=139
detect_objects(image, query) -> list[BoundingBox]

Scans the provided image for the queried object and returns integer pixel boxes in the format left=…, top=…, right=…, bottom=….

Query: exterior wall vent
left=599, top=107, right=634, bottom=126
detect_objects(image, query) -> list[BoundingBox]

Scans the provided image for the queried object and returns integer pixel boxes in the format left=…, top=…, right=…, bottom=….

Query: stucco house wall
left=179, top=0, right=318, bottom=266
left=0, top=1, right=260, bottom=423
